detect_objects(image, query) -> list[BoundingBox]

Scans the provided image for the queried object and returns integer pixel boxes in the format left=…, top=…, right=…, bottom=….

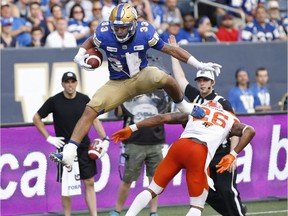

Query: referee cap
left=62, top=72, right=77, bottom=82
left=194, top=70, right=215, bottom=81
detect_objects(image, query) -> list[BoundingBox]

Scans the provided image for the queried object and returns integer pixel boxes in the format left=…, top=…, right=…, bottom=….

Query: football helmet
left=109, top=3, right=138, bottom=43
left=204, top=100, right=223, bottom=110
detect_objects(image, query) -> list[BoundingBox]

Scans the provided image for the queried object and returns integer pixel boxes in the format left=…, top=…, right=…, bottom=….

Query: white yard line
left=210, top=209, right=288, bottom=216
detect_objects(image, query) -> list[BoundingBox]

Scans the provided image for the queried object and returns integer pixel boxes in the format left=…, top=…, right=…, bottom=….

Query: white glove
left=97, top=137, right=110, bottom=158
left=46, top=136, right=65, bottom=148
left=62, top=143, right=78, bottom=167
left=73, top=47, right=92, bottom=70
left=199, top=62, right=222, bottom=76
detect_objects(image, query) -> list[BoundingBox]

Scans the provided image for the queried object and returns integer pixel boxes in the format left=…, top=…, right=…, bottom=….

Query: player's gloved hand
left=191, top=105, right=206, bottom=119
left=73, top=47, right=92, bottom=70
left=98, top=136, right=110, bottom=158
left=112, top=127, right=133, bottom=144
left=216, top=154, right=236, bottom=173
left=62, top=142, right=78, bottom=167
left=46, top=136, right=65, bottom=148
left=199, top=62, right=222, bottom=76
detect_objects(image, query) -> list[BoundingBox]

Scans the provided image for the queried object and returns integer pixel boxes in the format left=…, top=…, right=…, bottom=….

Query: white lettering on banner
left=0, top=154, right=19, bottom=200
left=14, top=62, right=110, bottom=123
left=21, top=152, right=47, bottom=198
left=268, top=124, right=288, bottom=181
left=94, top=154, right=111, bottom=192
left=236, top=144, right=253, bottom=183
left=14, top=63, right=49, bottom=122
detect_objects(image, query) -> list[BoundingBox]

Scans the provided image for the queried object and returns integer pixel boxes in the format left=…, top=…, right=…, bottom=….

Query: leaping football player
left=54, top=3, right=222, bottom=167
left=112, top=100, right=255, bottom=216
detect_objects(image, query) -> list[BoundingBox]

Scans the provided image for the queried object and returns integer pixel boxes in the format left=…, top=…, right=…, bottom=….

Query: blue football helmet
left=109, top=3, right=138, bottom=43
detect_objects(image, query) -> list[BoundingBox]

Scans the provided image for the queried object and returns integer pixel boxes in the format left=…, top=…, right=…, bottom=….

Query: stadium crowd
left=0, top=0, right=287, bottom=48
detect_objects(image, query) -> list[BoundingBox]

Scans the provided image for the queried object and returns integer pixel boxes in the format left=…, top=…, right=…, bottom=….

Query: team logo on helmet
left=109, top=3, right=138, bottom=43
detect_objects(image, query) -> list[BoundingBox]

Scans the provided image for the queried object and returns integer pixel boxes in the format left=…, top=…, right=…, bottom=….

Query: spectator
left=27, top=26, right=45, bottom=47
left=197, top=16, right=218, bottom=42
left=0, top=18, right=17, bottom=48
left=241, top=5, right=280, bottom=42
left=65, top=0, right=93, bottom=22
left=26, top=2, right=50, bottom=43
left=216, top=14, right=239, bottom=42
left=100, top=0, right=116, bottom=21
left=129, top=0, right=155, bottom=25
left=43, top=0, right=66, bottom=20
left=267, top=0, right=287, bottom=40
left=230, top=0, right=265, bottom=24
left=1, top=1, right=32, bottom=47
left=160, top=19, right=181, bottom=43
left=68, top=4, right=90, bottom=45
left=228, top=68, right=255, bottom=113
left=90, top=1, right=103, bottom=22
left=159, top=0, right=183, bottom=34
left=109, top=89, right=170, bottom=216
left=14, top=0, right=30, bottom=18
left=46, top=4, right=66, bottom=33
left=177, top=13, right=202, bottom=44
left=45, top=17, right=77, bottom=48
left=150, top=0, right=165, bottom=31
left=89, top=19, right=100, bottom=37
left=250, top=67, right=271, bottom=112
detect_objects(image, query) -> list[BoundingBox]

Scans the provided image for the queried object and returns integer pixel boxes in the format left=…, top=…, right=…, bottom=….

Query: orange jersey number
left=193, top=107, right=229, bottom=128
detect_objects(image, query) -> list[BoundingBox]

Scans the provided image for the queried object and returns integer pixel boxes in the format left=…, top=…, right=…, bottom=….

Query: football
left=88, top=138, right=103, bottom=160
left=85, top=47, right=103, bottom=69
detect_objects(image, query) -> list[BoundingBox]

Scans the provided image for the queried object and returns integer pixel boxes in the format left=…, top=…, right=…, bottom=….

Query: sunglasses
left=93, top=8, right=102, bottom=11
left=73, top=10, right=83, bottom=14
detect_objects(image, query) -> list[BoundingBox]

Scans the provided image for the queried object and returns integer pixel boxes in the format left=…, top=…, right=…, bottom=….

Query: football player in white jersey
left=59, top=3, right=222, bottom=167
left=112, top=100, right=255, bottom=216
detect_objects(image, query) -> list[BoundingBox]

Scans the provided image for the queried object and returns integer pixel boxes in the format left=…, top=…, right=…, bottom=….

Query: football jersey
left=241, top=20, right=280, bottom=42
left=93, top=20, right=164, bottom=80
left=180, top=105, right=239, bottom=189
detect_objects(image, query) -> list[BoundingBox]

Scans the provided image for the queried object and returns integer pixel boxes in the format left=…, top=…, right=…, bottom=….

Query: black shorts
left=57, top=144, right=97, bottom=182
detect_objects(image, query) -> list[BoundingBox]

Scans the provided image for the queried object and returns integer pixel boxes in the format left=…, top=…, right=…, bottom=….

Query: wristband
left=129, top=124, right=138, bottom=132
left=230, top=150, right=238, bottom=158
left=77, top=47, right=87, bottom=55
left=102, top=136, right=110, bottom=141
left=187, top=56, right=201, bottom=69
left=69, top=140, right=79, bottom=147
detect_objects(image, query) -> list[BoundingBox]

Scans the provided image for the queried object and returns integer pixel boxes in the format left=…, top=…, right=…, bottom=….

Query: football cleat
left=109, top=3, right=138, bottom=43
left=49, top=152, right=71, bottom=168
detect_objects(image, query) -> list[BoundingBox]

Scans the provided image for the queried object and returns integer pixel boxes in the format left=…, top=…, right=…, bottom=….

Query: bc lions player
left=59, top=3, right=221, bottom=167
left=112, top=101, right=255, bottom=216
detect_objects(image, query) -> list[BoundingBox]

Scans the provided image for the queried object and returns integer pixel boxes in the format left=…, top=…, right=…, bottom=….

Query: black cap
left=62, top=72, right=77, bottom=82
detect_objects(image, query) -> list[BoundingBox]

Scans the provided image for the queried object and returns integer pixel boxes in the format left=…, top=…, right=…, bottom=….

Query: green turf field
left=93, top=199, right=287, bottom=216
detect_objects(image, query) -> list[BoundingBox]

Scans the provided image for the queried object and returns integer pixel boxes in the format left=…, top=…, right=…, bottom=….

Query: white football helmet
left=109, top=3, right=138, bottom=43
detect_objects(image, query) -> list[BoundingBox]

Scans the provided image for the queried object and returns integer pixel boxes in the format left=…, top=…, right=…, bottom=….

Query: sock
left=125, top=190, right=152, bottom=216
left=175, top=99, right=195, bottom=114
left=186, top=207, right=202, bottom=216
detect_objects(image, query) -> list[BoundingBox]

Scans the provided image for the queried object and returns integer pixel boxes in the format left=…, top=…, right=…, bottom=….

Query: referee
left=169, top=36, right=246, bottom=216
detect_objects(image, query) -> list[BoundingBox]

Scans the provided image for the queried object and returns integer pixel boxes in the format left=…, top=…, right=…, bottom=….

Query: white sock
left=125, top=190, right=152, bottom=216
left=175, top=99, right=194, bottom=114
left=186, top=207, right=202, bottom=216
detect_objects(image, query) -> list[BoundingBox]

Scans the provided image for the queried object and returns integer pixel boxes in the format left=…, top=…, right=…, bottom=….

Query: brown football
left=85, top=47, right=103, bottom=69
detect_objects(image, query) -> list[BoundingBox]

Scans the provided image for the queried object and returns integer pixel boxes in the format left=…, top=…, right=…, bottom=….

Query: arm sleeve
left=219, top=98, right=234, bottom=113
left=145, top=22, right=165, bottom=50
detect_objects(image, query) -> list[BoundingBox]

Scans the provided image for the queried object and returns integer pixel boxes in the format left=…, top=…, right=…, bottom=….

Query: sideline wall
left=1, top=42, right=287, bottom=124
left=1, top=114, right=287, bottom=215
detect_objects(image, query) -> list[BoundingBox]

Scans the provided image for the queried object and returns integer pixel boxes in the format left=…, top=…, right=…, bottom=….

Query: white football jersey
left=180, top=105, right=239, bottom=189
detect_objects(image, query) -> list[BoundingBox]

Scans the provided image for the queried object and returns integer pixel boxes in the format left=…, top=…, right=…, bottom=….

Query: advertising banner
left=1, top=114, right=287, bottom=215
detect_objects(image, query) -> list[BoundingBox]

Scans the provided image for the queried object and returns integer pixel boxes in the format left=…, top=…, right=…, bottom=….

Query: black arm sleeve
left=218, top=98, right=234, bottom=113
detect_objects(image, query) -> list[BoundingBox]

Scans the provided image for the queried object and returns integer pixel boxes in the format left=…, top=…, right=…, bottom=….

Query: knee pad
left=189, top=189, right=208, bottom=209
